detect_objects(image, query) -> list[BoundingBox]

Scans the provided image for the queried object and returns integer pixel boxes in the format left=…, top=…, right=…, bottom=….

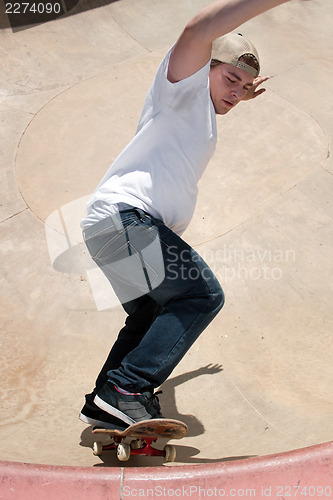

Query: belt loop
left=134, top=208, right=145, bottom=223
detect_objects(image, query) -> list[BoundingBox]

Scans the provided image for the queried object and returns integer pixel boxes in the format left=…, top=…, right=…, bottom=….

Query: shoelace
left=144, top=390, right=163, bottom=415
left=152, top=390, right=162, bottom=409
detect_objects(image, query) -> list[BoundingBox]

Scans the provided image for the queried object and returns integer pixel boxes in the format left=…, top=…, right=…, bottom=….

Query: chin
left=213, top=100, right=235, bottom=115
left=216, top=107, right=231, bottom=115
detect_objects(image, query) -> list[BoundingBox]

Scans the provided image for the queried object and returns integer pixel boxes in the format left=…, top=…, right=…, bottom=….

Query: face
left=209, top=63, right=254, bottom=115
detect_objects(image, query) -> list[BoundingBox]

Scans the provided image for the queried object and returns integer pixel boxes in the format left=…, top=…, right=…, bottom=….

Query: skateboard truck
left=93, top=436, right=177, bottom=462
left=92, top=418, right=186, bottom=462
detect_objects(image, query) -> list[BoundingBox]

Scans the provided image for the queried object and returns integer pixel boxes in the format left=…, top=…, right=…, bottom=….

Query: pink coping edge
left=0, top=440, right=332, bottom=499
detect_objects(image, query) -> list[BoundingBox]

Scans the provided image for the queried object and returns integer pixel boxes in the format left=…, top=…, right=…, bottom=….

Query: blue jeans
left=83, top=208, right=224, bottom=394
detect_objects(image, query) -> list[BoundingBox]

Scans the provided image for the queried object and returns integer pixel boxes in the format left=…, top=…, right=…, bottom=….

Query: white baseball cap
left=212, top=32, right=260, bottom=77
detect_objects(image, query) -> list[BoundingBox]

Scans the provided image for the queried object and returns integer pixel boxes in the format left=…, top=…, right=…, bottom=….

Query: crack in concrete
left=0, top=207, right=28, bottom=224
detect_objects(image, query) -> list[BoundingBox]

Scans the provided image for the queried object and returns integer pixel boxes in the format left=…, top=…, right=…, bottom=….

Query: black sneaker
left=79, top=401, right=128, bottom=430
left=94, top=382, right=164, bottom=426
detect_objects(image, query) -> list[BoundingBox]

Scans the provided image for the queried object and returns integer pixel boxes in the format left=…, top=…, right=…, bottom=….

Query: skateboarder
left=80, top=0, right=309, bottom=429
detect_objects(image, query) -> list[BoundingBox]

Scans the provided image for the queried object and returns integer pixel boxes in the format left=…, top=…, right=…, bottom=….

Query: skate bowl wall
left=1, top=440, right=332, bottom=499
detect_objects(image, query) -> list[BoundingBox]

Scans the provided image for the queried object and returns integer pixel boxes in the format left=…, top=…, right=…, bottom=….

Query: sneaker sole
left=94, top=395, right=137, bottom=426
left=79, top=412, right=127, bottom=431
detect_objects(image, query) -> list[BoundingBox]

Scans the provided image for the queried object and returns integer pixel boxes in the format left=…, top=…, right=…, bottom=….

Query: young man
left=80, top=0, right=308, bottom=429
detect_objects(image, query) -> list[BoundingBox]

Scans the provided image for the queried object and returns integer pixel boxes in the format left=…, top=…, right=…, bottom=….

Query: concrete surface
left=0, top=0, right=332, bottom=471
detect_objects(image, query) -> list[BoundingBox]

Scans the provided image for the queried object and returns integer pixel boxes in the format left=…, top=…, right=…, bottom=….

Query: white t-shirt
left=81, top=48, right=217, bottom=235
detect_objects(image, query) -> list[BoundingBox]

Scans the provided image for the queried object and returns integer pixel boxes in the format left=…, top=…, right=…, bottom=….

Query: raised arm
left=167, top=0, right=289, bottom=83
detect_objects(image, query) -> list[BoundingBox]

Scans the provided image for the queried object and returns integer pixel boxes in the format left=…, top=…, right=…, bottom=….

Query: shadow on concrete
left=1, top=0, right=120, bottom=31
left=159, top=364, right=224, bottom=438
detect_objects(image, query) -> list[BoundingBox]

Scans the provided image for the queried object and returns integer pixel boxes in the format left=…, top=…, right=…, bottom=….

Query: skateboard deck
left=92, top=418, right=187, bottom=462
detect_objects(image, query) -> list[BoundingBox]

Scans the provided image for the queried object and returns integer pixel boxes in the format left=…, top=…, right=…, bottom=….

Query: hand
left=200, top=363, right=224, bottom=375
left=242, top=75, right=269, bottom=101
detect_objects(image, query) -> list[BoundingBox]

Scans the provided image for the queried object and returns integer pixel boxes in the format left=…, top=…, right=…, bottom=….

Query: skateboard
left=92, top=418, right=187, bottom=462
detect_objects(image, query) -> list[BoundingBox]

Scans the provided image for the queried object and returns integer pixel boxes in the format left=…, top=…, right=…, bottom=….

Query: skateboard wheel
left=164, top=444, right=176, bottom=463
left=130, top=439, right=141, bottom=450
left=93, top=441, right=103, bottom=456
left=117, top=442, right=131, bottom=461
